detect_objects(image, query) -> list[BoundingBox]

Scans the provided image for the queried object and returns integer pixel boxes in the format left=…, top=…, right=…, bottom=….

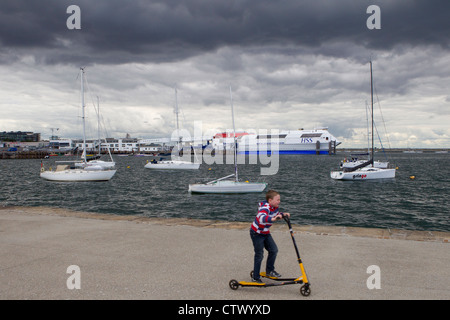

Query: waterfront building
left=0, top=131, right=41, bottom=142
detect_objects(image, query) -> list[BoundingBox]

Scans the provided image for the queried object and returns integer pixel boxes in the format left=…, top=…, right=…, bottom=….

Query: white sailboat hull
left=40, top=168, right=117, bottom=181
left=144, top=160, right=200, bottom=170
left=189, top=180, right=267, bottom=194
left=330, top=167, right=396, bottom=180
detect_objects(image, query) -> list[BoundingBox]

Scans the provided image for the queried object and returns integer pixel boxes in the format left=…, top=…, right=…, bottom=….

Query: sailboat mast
left=229, top=86, right=238, bottom=182
left=81, top=67, right=87, bottom=164
left=365, top=100, right=370, bottom=156
left=174, top=87, right=181, bottom=152
left=370, top=61, right=374, bottom=167
left=97, top=96, right=101, bottom=156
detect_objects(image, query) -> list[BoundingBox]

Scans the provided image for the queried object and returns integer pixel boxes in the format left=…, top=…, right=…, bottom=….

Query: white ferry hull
left=237, top=129, right=340, bottom=155
left=239, top=144, right=333, bottom=155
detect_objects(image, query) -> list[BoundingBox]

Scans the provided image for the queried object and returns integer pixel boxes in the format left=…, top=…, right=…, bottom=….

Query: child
left=250, top=189, right=290, bottom=282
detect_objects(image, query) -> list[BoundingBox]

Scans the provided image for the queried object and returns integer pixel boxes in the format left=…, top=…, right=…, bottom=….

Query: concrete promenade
left=1, top=206, right=449, bottom=300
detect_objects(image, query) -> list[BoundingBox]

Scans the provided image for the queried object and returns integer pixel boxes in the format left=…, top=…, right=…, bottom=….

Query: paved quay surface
left=1, top=206, right=449, bottom=300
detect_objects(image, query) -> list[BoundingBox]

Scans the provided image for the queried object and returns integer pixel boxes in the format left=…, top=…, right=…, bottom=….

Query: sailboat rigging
left=340, top=101, right=389, bottom=169
left=188, top=87, right=267, bottom=193
left=144, top=87, right=200, bottom=170
left=75, top=96, right=115, bottom=169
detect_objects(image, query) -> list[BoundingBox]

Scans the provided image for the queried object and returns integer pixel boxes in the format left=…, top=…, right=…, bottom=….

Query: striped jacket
left=251, top=201, right=283, bottom=234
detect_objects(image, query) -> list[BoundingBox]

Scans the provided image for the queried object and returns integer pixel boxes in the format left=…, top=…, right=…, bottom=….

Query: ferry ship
left=236, top=128, right=341, bottom=155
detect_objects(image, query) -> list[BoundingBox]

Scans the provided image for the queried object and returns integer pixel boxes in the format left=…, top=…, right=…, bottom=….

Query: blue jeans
left=250, top=229, right=278, bottom=279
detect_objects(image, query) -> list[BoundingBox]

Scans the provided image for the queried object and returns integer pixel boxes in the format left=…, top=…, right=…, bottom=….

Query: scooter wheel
left=300, top=284, right=311, bottom=296
left=250, top=271, right=254, bottom=278
left=229, top=279, right=239, bottom=290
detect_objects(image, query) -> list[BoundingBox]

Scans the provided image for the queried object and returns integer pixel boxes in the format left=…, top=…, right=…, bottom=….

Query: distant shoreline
left=337, top=148, right=449, bottom=154
left=1, top=148, right=448, bottom=159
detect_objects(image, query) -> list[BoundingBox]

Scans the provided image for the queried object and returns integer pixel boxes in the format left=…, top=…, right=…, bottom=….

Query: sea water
left=0, top=153, right=448, bottom=232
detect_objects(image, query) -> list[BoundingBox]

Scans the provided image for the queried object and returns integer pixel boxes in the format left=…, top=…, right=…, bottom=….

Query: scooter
left=229, top=216, right=311, bottom=296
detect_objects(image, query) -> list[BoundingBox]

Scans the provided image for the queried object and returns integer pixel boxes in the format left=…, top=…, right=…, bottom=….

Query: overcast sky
left=1, top=0, right=449, bottom=148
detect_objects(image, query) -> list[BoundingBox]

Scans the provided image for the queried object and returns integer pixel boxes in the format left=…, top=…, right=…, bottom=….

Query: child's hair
left=265, top=190, right=280, bottom=201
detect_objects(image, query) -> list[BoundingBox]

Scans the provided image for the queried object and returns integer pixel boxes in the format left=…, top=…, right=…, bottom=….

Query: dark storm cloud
left=1, top=0, right=449, bottom=66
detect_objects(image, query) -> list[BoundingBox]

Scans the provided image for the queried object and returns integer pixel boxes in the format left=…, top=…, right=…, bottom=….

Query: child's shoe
left=268, top=270, right=282, bottom=278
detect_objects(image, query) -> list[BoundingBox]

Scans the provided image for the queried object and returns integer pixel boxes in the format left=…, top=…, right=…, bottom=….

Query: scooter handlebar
left=283, top=215, right=291, bottom=226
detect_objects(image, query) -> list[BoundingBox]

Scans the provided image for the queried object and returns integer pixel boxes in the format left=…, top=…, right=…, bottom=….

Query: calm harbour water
left=1, top=152, right=449, bottom=232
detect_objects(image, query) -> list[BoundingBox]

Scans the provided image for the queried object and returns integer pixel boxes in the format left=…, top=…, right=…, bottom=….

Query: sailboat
left=188, top=87, right=267, bottom=193
left=40, top=68, right=117, bottom=182
left=331, top=61, right=395, bottom=181
left=144, top=87, right=200, bottom=170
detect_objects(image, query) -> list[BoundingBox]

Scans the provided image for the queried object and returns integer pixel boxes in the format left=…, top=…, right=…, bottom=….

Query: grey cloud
left=1, top=1, right=449, bottom=148
left=1, top=0, right=450, bottom=66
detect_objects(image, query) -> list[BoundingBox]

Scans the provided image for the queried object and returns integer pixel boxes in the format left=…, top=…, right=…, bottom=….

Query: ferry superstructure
left=237, top=128, right=341, bottom=155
